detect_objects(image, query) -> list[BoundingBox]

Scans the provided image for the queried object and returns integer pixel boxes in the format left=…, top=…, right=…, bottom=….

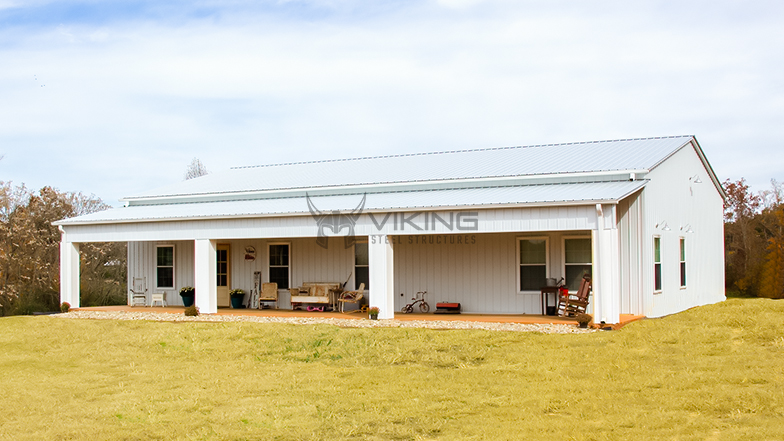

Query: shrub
left=575, top=313, right=592, bottom=326
left=60, top=302, right=71, bottom=313
left=184, top=305, right=200, bottom=317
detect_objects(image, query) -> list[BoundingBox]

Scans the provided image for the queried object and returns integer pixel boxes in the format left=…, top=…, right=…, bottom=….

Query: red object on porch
left=435, top=302, right=461, bottom=314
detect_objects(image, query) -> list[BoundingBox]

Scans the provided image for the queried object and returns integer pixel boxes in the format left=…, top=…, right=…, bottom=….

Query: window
left=680, top=238, right=686, bottom=288
left=564, top=238, right=592, bottom=291
left=518, top=238, right=548, bottom=291
left=654, top=237, right=662, bottom=292
left=355, top=241, right=369, bottom=290
left=217, top=247, right=228, bottom=287
left=156, top=245, right=174, bottom=289
left=269, top=243, right=290, bottom=289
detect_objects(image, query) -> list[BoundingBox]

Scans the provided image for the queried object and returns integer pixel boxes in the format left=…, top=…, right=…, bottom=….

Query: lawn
left=1, top=299, right=783, bottom=440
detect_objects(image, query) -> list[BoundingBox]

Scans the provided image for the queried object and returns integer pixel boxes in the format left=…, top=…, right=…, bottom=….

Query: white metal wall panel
left=127, top=240, right=194, bottom=306
left=617, top=191, right=644, bottom=314
left=392, top=231, right=584, bottom=314
left=641, top=141, right=725, bottom=317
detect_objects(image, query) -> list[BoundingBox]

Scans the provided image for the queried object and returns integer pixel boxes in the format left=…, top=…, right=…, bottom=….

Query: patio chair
left=557, top=276, right=591, bottom=317
left=338, top=283, right=365, bottom=313
left=130, top=277, right=147, bottom=307
left=150, top=292, right=167, bottom=307
left=259, top=282, right=278, bottom=309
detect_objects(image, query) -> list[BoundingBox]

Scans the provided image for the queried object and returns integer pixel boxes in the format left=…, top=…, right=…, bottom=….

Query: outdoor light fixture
left=689, top=175, right=703, bottom=184
left=680, top=224, right=694, bottom=234
left=655, top=221, right=671, bottom=231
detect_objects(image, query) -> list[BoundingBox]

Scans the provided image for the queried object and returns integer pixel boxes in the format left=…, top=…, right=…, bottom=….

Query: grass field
left=1, top=298, right=783, bottom=440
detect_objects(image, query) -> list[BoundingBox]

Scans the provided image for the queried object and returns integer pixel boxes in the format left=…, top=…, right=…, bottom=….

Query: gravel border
left=52, top=310, right=595, bottom=334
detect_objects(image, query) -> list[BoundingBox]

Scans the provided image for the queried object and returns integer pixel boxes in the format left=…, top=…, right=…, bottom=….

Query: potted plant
left=179, top=286, right=195, bottom=307
left=368, top=306, right=380, bottom=320
left=575, top=313, right=592, bottom=329
left=229, top=288, right=246, bottom=309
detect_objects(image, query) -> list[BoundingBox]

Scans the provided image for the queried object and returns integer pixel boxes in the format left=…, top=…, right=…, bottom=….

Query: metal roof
left=57, top=180, right=647, bottom=225
left=126, top=136, right=693, bottom=201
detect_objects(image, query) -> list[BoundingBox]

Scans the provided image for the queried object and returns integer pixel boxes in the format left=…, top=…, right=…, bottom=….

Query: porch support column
left=194, top=239, right=218, bottom=314
left=368, top=234, right=395, bottom=320
left=59, top=239, right=80, bottom=308
left=593, top=204, right=621, bottom=325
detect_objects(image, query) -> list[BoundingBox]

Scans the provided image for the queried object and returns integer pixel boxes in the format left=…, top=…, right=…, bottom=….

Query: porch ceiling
left=56, top=180, right=647, bottom=225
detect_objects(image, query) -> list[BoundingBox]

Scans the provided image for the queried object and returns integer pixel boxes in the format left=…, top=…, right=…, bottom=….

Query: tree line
left=0, top=182, right=126, bottom=316
left=724, top=178, right=784, bottom=298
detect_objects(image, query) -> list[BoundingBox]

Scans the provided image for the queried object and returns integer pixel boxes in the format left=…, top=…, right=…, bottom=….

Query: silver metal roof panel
left=59, top=180, right=647, bottom=225
left=126, top=136, right=691, bottom=200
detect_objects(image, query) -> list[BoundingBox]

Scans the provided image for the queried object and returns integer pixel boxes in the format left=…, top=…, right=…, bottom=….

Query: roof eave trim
left=55, top=198, right=634, bottom=227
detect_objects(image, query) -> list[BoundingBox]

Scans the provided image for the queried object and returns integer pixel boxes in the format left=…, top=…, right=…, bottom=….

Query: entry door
left=216, top=245, right=231, bottom=307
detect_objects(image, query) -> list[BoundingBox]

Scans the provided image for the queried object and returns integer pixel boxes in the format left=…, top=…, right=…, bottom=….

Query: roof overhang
left=56, top=180, right=648, bottom=226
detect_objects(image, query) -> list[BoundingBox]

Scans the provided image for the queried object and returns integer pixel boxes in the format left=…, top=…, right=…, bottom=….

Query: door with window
left=216, top=244, right=231, bottom=307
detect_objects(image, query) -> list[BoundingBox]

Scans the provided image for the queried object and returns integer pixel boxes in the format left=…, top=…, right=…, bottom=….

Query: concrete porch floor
left=76, top=305, right=644, bottom=329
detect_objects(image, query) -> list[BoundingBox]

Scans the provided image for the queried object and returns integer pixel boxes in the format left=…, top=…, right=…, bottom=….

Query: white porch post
left=194, top=239, right=218, bottom=314
left=368, top=234, right=395, bottom=320
left=59, top=240, right=80, bottom=308
left=593, top=204, right=621, bottom=324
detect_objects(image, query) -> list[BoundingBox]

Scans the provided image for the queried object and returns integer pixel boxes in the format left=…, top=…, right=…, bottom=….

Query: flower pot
left=180, top=293, right=195, bottom=307
left=578, top=322, right=588, bottom=329
left=369, top=315, right=378, bottom=320
left=230, top=296, right=244, bottom=309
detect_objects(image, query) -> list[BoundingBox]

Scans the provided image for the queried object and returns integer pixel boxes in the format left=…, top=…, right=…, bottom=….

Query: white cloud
left=0, top=1, right=783, bottom=204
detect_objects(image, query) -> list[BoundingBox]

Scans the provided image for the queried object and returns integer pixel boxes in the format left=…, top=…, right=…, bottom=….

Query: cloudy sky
left=1, top=0, right=782, bottom=205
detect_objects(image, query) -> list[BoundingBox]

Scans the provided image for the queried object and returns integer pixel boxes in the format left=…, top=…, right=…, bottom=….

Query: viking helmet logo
left=306, top=193, right=367, bottom=249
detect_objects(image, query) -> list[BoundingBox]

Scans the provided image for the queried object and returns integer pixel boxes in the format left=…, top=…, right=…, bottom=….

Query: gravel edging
left=52, top=310, right=595, bottom=334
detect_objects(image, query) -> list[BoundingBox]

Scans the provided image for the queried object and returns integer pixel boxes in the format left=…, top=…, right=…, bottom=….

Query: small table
left=540, top=286, right=560, bottom=316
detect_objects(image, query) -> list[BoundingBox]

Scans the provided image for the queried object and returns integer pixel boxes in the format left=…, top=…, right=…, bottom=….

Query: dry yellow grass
left=1, top=298, right=783, bottom=440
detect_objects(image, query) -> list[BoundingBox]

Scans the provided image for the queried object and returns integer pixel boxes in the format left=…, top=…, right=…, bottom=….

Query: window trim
left=267, top=241, right=291, bottom=290
left=562, top=235, right=592, bottom=293
left=653, top=236, right=662, bottom=293
left=516, top=236, right=550, bottom=294
left=354, top=240, right=369, bottom=291
left=155, top=244, right=175, bottom=289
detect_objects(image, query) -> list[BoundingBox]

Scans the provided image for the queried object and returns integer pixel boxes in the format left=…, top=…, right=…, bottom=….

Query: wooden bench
left=289, top=282, right=341, bottom=310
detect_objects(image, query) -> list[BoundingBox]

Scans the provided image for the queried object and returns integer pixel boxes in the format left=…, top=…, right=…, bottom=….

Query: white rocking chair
left=130, top=277, right=147, bottom=306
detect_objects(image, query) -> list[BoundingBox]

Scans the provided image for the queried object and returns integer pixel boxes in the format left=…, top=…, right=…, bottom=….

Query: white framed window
left=517, top=237, right=549, bottom=292
left=156, top=245, right=174, bottom=289
left=563, top=237, right=592, bottom=291
left=354, top=241, right=369, bottom=290
left=268, top=242, right=290, bottom=290
left=654, top=236, right=662, bottom=293
left=679, top=237, right=686, bottom=288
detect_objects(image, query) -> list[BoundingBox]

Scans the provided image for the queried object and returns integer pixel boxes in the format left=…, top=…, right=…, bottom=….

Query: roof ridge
left=231, top=135, right=694, bottom=170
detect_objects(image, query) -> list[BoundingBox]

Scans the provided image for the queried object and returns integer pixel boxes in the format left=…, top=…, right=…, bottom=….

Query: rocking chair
left=557, top=276, right=591, bottom=317
left=338, top=283, right=365, bottom=313
left=130, top=277, right=147, bottom=307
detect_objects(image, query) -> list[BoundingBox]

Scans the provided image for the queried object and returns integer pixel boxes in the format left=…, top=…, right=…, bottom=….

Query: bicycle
left=401, top=290, right=430, bottom=313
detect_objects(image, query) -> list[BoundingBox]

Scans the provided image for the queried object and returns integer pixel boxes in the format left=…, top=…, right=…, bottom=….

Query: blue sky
left=1, top=0, right=783, bottom=205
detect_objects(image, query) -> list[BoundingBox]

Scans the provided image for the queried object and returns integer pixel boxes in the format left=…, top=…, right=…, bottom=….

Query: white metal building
left=56, top=135, right=726, bottom=323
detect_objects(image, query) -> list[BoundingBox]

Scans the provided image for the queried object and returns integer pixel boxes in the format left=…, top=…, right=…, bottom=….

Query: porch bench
left=289, top=282, right=341, bottom=310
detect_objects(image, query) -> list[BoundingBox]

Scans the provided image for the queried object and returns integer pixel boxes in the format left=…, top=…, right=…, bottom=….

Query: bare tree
left=185, top=158, right=208, bottom=180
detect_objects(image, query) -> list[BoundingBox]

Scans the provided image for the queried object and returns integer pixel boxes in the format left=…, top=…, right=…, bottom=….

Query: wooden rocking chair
left=338, top=283, right=365, bottom=313
left=259, top=282, right=278, bottom=309
left=557, top=276, right=591, bottom=317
